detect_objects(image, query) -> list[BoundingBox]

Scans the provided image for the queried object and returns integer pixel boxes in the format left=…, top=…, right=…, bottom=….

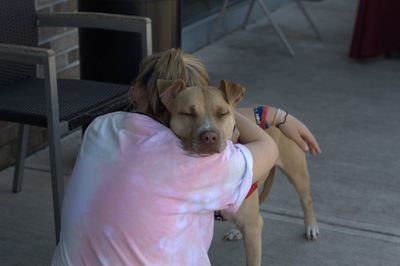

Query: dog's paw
left=223, top=229, right=243, bottom=241
left=305, top=223, right=319, bottom=241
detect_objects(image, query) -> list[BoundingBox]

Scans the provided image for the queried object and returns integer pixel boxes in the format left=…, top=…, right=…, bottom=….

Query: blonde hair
left=132, top=48, right=209, bottom=116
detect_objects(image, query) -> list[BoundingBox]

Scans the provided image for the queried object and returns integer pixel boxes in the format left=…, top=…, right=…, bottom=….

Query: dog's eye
left=218, top=111, right=229, bottom=117
left=179, top=111, right=194, bottom=117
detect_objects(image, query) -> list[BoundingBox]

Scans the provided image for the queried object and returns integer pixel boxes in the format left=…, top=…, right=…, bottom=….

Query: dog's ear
left=218, top=80, right=246, bottom=106
left=157, top=79, right=186, bottom=111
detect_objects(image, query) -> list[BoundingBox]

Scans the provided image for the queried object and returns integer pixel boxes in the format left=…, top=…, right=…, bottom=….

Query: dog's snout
left=200, top=131, right=219, bottom=145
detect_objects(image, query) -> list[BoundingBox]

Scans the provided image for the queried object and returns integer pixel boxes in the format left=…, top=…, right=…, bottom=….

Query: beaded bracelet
left=276, top=110, right=289, bottom=128
left=273, top=108, right=281, bottom=127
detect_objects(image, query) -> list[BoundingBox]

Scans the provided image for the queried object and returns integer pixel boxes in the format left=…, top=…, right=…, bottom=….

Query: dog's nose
left=200, top=131, right=219, bottom=145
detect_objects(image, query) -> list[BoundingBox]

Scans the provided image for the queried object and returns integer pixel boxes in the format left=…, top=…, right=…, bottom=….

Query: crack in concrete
left=260, top=208, right=400, bottom=244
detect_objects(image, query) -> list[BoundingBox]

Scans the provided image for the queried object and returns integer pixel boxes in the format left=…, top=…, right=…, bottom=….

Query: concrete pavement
left=1, top=0, right=400, bottom=265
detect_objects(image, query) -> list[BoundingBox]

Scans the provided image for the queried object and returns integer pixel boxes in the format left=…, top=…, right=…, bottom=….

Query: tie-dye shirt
left=52, top=112, right=253, bottom=266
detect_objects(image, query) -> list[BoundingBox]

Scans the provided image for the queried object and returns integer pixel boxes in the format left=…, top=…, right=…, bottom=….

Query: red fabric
left=245, top=183, right=258, bottom=199
left=349, top=0, right=400, bottom=59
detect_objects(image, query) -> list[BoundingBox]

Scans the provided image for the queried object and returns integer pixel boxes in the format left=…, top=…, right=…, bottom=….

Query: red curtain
left=349, top=0, right=400, bottom=59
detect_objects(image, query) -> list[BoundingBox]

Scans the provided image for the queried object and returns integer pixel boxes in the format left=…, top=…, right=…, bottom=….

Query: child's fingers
left=300, top=128, right=321, bottom=154
left=306, top=134, right=321, bottom=154
left=311, top=141, right=322, bottom=154
left=291, top=132, right=309, bottom=152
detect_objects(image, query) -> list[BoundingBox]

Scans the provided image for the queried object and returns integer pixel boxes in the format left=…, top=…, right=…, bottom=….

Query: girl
left=52, top=48, right=319, bottom=265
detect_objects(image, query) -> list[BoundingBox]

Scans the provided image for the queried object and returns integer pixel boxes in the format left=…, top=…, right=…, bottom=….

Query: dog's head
left=158, top=79, right=245, bottom=155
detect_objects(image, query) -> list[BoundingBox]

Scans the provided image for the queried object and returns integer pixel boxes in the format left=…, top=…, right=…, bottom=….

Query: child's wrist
left=273, top=108, right=289, bottom=128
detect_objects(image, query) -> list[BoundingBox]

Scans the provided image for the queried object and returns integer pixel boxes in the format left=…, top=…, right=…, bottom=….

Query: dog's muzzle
left=193, top=130, right=225, bottom=154
left=200, top=130, right=219, bottom=145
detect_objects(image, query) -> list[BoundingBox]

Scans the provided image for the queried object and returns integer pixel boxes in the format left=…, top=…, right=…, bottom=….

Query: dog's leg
left=258, top=167, right=276, bottom=204
left=223, top=191, right=263, bottom=266
left=266, top=127, right=319, bottom=240
left=239, top=192, right=264, bottom=266
left=279, top=149, right=319, bottom=240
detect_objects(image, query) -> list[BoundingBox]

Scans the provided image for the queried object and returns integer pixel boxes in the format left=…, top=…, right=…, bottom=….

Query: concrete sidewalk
left=201, top=0, right=400, bottom=265
left=1, top=0, right=400, bottom=265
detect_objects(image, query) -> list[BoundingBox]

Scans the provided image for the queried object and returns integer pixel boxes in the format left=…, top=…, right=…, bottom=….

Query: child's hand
left=278, top=114, right=321, bottom=155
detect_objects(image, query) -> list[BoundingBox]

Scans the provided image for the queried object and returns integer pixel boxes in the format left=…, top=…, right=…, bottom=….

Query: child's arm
left=235, top=111, right=279, bottom=184
left=237, top=106, right=321, bottom=155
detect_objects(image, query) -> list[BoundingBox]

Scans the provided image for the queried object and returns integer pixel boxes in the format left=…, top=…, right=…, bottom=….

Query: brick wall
left=37, top=0, right=80, bottom=79
left=0, top=0, right=79, bottom=170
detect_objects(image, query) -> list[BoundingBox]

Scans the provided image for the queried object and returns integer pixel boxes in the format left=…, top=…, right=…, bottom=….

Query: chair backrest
left=0, top=0, right=38, bottom=86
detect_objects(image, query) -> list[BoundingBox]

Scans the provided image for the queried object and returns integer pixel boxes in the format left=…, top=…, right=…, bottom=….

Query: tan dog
left=158, top=79, right=318, bottom=266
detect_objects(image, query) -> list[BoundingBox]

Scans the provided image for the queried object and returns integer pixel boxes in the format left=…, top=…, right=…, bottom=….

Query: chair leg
left=13, top=124, right=29, bottom=193
left=242, top=0, right=257, bottom=29
left=293, top=0, right=322, bottom=40
left=44, top=53, right=64, bottom=243
left=209, top=0, right=230, bottom=43
left=48, top=124, right=64, bottom=244
left=256, top=0, right=296, bottom=55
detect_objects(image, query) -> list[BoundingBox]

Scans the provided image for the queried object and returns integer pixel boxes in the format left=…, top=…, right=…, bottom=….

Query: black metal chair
left=0, top=0, right=152, bottom=243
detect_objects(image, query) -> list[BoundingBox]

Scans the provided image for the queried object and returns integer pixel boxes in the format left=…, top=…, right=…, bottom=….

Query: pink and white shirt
left=52, top=112, right=253, bottom=266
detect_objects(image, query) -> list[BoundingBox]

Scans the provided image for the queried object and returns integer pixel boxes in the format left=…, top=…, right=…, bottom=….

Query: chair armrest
left=0, top=43, right=54, bottom=64
left=37, top=12, right=152, bottom=56
left=0, top=43, right=63, bottom=132
left=37, top=12, right=150, bottom=32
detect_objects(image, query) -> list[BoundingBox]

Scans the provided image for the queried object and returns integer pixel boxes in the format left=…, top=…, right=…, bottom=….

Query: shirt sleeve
left=223, top=143, right=253, bottom=213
